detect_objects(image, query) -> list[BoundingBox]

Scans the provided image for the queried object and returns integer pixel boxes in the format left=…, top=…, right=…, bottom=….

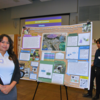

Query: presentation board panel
left=19, top=23, right=92, bottom=89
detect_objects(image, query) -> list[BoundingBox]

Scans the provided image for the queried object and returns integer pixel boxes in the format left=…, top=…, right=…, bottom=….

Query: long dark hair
left=0, top=34, right=17, bottom=63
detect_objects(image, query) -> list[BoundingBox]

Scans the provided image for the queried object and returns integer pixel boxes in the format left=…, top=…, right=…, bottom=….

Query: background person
left=83, top=38, right=100, bottom=100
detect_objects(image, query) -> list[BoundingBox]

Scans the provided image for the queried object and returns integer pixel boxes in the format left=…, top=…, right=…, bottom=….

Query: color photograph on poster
left=53, top=61, right=66, bottom=74
left=30, top=49, right=40, bottom=61
left=22, top=26, right=30, bottom=34
left=82, top=23, right=91, bottom=32
left=71, top=75, right=79, bottom=83
left=42, top=33, right=67, bottom=51
left=24, top=68, right=30, bottom=77
left=32, top=67, right=37, bottom=72
left=19, top=63, right=25, bottom=70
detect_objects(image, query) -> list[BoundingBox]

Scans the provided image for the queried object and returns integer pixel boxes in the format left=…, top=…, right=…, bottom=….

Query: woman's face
left=0, top=36, right=10, bottom=52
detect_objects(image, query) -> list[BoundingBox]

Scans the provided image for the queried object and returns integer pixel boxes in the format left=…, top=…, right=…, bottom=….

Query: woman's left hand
left=1, top=85, right=13, bottom=94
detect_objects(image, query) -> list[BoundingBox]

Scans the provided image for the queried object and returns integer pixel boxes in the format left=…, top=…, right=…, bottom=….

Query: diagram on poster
left=42, top=33, right=67, bottom=51
left=67, top=61, right=89, bottom=76
left=80, top=78, right=88, bottom=88
left=66, top=47, right=79, bottom=59
left=38, top=64, right=53, bottom=79
left=78, top=33, right=90, bottom=46
left=44, top=53, right=55, bottom=61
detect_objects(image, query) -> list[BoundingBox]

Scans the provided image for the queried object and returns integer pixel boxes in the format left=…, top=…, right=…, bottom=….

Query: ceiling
left=0, top=0, right=51, bottom=9
left=0, top=0, right=49, bottom=9
left=0, top=0, right=33, bottom=9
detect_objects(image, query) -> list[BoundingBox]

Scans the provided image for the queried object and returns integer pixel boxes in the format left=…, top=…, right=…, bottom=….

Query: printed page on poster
left=52, top=73, right=64, bottom=85
left=55, top=52, right=64, bottom=59
left=67, top=61, right=89, bottom=76
left=79, top=46, right=89, bottom=60
left=23, top=36, right=40, bottom=49
left=19, top=52, right=30, bottom=61
left=67, top=36, right=78, bottom=46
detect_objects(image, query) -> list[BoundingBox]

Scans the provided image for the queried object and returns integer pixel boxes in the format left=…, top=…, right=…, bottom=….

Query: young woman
left=0, top=34, right=20, bottom=100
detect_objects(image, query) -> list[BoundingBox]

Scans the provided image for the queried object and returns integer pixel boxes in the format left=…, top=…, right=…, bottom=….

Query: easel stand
left=32, top=82, right=68, bottom=100
left=64, top=85, right=68, bottom=100
left=60, top=85, right=62, bottom=100
left=32, top=82, right=40, bottom=100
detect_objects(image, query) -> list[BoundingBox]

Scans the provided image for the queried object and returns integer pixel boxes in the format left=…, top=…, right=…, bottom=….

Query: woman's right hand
left=0, top=84, right=5, bottom=90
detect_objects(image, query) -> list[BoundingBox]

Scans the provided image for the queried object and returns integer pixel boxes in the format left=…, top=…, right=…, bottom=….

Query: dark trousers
left=88, top=66, right=100, bottom=96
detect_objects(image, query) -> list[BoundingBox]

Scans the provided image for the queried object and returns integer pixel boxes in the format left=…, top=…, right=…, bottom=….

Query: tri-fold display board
left=19, top=23, right=92, bottom=90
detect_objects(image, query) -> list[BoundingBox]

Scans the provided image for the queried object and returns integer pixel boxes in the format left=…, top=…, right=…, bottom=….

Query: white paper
left=71, top=75, right=79, bottom=83
left=67, top=36, right=78, bottom=46
left=78, top=33, right=90, bottom=46
left=38, top=64, right=53, bottom=79
left=23, top=37, right=40, bottom=48
left=80, top=79, right=88, bottom=88
left=52, top=73, right=64, bottom=84
left=67, top=61, right=88, bottom=76
left=19, top=52, right=30, bottom=61
left=55, top=53, right=64, bottom=59
left=31, top=62, right=39, bottom=67
left=80, top=49, right=89, bottom=59
left=66, top=47, right=79, bottom=59
left=30, top=73, right=37, bottom=80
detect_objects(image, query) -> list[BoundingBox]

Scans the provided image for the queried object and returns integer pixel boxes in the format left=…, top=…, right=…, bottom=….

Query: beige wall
left=0, top=0, right=100, bottom=39
left=93, top=21, right=100, bottom=39
left=11, top=0, right=77, bottom=19
left=0, top=8, right=20, bottom=35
